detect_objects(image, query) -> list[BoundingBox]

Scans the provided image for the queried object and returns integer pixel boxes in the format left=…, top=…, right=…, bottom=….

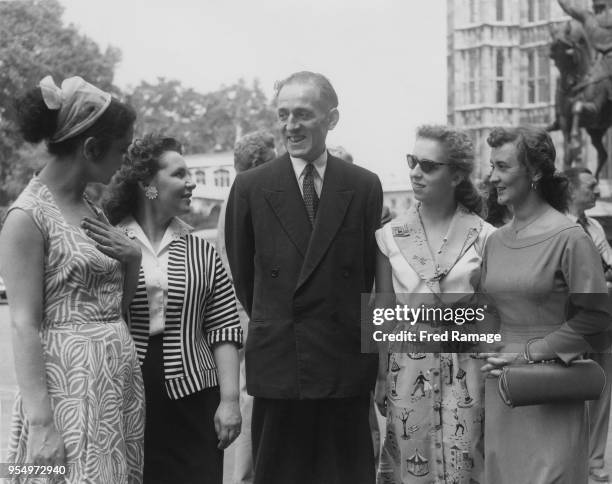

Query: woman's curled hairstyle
left=416, top=125, right=484, bottom=215
left=103, top=134, right=183, bottom=224
left=486, top=126, right=568, bottom=213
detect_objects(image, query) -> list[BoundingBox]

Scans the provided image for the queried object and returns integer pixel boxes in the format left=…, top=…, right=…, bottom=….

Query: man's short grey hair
left=273, top=71, right=339, bottom=111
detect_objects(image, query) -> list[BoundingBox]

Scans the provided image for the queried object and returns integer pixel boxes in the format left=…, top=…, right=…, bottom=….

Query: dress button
left=342, top=270, right=350, bottom=278
left=435, top=443, right=442, bottom=448
left=433, top=370, right=439, bottom=376
left=271, top=269, right=279, bottom=278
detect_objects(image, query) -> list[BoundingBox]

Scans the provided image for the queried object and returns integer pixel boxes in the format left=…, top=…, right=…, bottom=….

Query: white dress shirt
left=290, top=150, right=327, bottom=197
left=121, top=215, right=192, bottom=335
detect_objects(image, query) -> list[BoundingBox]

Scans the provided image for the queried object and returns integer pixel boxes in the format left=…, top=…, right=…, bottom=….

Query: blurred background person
left=565, top=166, right=612, bottom=482
left=328, top=145, right=353, bottom=164
left=481, top=127, right=610, bottom=484
left=104, top=134, right=243, bottom=484
left=216, top=130, right=276, bottom=484
left=0, top=76, right=143, bottom=482
left=375, top=125, right=493, bottom=484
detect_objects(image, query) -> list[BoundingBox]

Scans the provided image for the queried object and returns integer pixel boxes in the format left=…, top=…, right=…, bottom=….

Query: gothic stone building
left=446, top=0, right=601, bottom=179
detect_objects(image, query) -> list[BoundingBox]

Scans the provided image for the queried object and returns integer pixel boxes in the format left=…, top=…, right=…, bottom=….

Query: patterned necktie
left=302, top=163, right=319, bottom=225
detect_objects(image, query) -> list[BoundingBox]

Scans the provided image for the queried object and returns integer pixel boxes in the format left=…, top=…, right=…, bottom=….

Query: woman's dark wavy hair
left=15, top=87, right=135, bottom=157
left=102, top=134, right=183, bottom=225
left=416, top=125, right=484, bottom=215
left=486, top=126, right=568, bottom=212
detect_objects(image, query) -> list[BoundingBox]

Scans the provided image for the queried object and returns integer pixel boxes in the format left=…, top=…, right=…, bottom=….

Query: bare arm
left=212, top=342, right=241, bottom=449
left=204, top=246, right=242, bottom=449
left=0, top=210, right=64, bottom=464
left=374, top=247, right=395, bottom=415
left=375, top=248, right=395, bottom=367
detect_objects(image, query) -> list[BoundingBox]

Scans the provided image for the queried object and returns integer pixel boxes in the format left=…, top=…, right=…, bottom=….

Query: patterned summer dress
left=6, top=177, right=145, bottom=483
left=376, top=205, right=494, bottom=484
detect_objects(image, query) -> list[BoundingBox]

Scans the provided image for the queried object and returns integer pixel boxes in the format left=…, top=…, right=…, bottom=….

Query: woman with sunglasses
left=480, top=127, right=609, bottom=484
left=374, top=125, right=494, bottom=484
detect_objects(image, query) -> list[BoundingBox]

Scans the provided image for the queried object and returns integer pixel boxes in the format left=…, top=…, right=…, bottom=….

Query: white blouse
left=121, top=216, right=191, bottom=335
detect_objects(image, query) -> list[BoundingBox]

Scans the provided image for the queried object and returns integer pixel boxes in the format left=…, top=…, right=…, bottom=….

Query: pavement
left=0, top=303, right=611, bottom=483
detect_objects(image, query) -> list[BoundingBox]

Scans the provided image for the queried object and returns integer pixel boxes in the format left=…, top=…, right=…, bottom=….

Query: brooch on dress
left=392, top=224, right=411, bottom=237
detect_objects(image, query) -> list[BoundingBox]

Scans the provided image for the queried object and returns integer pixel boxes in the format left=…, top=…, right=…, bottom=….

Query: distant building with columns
left=184, top=151, right=235, bottom=221
left=184, top=152, right=414, bottom=223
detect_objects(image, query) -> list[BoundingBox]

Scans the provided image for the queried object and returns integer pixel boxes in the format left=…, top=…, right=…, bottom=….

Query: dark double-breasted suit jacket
left=225, top=152, right=383, bottom=399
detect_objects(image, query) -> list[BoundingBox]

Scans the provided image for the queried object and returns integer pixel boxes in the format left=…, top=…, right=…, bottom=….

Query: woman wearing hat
left=0, top=76, right=144, bottom=483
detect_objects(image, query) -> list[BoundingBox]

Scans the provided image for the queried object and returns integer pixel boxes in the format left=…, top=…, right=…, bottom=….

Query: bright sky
left=59, top=0, right=447, bottom=186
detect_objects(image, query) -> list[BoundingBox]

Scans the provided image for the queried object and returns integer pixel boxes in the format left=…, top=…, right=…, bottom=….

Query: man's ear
left=83, top=137, right=101, bottom=161
left=327, top=108, right=339, bottom=131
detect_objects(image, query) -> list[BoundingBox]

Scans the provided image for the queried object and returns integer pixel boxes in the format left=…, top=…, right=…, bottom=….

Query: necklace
left=416, top=203, right=452, bottom=255
left=511, top=207, right=549, bottom=234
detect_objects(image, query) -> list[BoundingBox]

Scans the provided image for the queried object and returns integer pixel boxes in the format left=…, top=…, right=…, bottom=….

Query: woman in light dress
left=0, top=76, right=144, bottom=483
left=375, top=125, right=494, bottom=484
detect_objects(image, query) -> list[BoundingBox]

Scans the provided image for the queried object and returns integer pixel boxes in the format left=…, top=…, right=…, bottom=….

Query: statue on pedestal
left=549, top=0, right=612, bottom=176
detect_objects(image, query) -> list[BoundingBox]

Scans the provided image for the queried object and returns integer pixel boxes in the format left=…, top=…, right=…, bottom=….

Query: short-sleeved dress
left=376, top=205, right=494, bottom=484
left=6, top=177, right=145, bottom=483
left=480, top=220, right=610, bottom=484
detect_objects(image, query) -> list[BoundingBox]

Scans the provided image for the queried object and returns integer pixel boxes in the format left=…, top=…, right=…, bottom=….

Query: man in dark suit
left=225, top=71, right=382, bottom=484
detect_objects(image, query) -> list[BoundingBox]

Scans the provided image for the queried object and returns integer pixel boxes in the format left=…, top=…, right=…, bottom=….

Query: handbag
left=497, top=358, right=606, bottom=408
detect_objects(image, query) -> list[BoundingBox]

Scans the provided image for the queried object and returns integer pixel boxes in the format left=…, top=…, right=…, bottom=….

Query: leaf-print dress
left=6, top=177, right=145, bottom=484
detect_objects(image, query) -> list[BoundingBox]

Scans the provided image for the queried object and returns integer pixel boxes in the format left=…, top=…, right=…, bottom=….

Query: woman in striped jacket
left=103, top=134, right=243, bottom=484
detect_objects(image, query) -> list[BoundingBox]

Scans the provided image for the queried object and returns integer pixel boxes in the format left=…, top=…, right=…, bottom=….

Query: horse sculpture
left=549, top=19, right=612, bottom=177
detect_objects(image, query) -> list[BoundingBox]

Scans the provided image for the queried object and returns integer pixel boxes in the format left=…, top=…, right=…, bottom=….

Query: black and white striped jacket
left=127, top=233, right=242, bottom=400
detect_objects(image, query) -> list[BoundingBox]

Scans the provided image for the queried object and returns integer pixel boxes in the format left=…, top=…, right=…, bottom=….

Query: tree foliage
left=127, top=77, right=277, bottom=154
left=0, top=0, right=278, bottom=207
left=0, top=0, right=121, bottom=204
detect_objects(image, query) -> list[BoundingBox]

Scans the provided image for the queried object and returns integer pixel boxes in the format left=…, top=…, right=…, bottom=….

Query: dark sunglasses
left=406, top=154, right=448, bottom=173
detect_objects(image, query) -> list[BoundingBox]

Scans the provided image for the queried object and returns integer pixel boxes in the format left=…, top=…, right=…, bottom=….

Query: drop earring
left=145, top=185, right=158, bottom=200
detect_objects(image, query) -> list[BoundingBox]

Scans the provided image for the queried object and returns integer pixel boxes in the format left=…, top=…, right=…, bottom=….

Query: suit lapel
left=263, top=154, right=312, bottom=257
left=297, top=156, right=353, bottom=289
